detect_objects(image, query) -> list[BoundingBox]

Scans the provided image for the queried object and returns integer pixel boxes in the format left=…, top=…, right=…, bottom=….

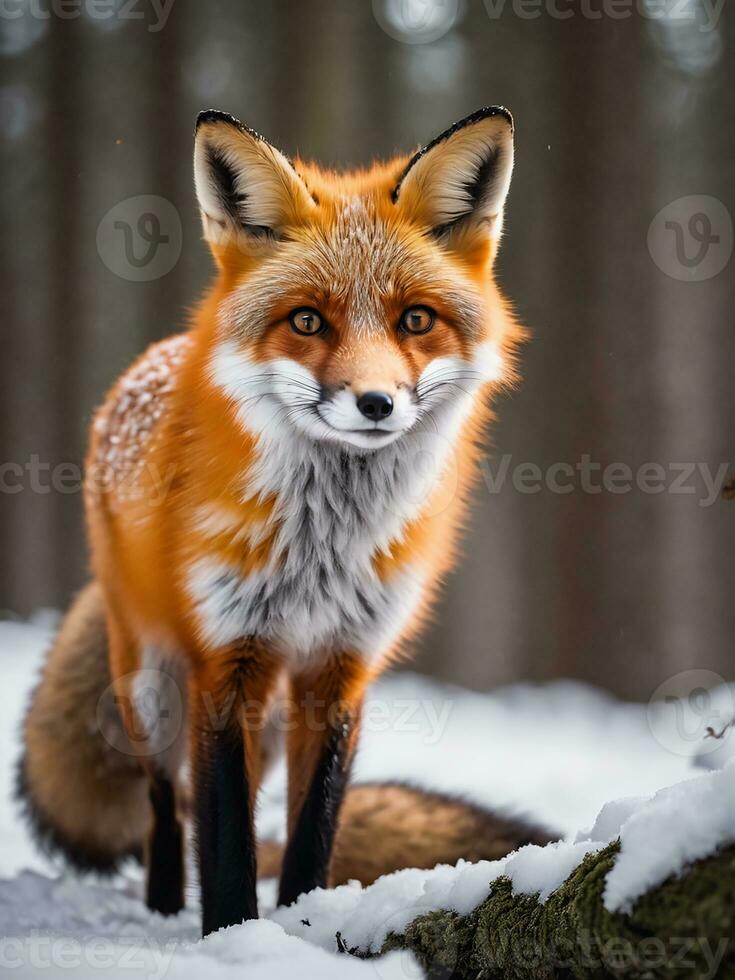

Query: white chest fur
left=186, top=428, right=451, bottom=663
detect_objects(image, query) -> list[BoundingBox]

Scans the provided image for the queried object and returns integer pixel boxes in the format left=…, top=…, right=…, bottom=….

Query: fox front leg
left=190, top=650, right=281, bottom=936
left=277, top=655, right=367, bottom=908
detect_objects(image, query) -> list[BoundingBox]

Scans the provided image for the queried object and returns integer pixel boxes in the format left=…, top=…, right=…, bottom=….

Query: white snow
left=575, top=796, right=649, bottom=846
left=603, top=760, right=735, bottom=913
left=270, top=839, right=609, bottom=952
left=1, top=617, right=734, bottom=974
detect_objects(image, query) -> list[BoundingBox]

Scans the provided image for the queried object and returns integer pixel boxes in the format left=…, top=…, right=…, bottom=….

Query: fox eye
left=289, top=308, right=325, bottom=336
left=400, top=306, right=435, bottom=336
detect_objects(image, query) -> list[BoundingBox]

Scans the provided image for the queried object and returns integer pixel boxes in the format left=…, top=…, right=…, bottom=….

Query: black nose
left=357, top=391, right=393, bottom=420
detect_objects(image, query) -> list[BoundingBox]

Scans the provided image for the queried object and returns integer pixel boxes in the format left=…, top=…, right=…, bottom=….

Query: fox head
left=194, top=107, right=523, bottom=452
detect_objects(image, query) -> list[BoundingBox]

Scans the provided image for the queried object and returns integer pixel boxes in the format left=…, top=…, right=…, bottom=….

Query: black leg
left=146, top=772, right=185, bottom=917
left=277, top=717, right=355, bottom=908
left=194, top=723, right=257, bottom=936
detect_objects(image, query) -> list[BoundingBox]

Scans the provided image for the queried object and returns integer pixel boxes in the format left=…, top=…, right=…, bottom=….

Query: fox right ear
left=194, top=110, right=316, bottom=247
left=392, top=107, right=514, bottom=244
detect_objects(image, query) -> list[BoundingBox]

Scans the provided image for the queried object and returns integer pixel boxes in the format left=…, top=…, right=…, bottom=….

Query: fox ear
left=392, top=107, right=514, bottom=241
left=194, top=109, right=316, bottom=246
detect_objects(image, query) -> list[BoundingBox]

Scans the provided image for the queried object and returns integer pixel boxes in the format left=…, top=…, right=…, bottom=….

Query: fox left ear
left=392, top=107, right=514, bottom=242
left=194, top=109, right=316, bottom=248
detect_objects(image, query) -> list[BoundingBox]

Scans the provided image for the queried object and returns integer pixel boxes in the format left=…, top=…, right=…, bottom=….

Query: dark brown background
left=1, top=0, right=733, bottom=699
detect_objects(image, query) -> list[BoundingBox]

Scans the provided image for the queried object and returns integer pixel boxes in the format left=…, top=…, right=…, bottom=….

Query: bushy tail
left=18, top=582, right=556, bottom=883
left=260, top=781, right=556, bottom=887
left=17, top=582, right=149, bottom=873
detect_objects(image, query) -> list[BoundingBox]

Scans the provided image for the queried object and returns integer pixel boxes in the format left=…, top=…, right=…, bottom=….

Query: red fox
left=23, top=107, right=526, bottom=936
left=18, top=582, right=555, bottom=884
left=17, top=583, right=555, bottom=885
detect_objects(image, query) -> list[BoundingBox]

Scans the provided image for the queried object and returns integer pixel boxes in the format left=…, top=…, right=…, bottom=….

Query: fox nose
left=357, top=391, right=394, bottom=421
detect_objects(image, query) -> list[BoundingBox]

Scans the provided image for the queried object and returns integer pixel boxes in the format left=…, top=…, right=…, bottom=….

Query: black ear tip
left=494, top=105, right=514, bottom=132
left=195, top=110, right=270, bottom=147
left=195, top=109, right=245, bottom=133
left=470, top=105, right=514, bottom=133
left=413, top=105, right=515, bottom=160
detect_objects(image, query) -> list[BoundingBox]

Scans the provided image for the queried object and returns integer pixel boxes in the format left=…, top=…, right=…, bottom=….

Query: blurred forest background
left=1, top=0, right=733, bottom=700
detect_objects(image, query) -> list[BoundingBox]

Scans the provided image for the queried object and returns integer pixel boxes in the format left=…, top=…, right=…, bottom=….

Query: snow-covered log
left=379, top=841, right=735, bottom=979
left=273, top=761, right=735, bottom=979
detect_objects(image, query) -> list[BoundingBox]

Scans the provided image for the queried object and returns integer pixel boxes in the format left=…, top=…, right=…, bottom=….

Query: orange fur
left=283, top=656, right=368, bottom=835
left=80, top=107, right=525, bottom=929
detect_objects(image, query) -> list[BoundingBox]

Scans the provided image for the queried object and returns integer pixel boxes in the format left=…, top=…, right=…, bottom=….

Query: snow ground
left=1, top=617, right=733, bottom=977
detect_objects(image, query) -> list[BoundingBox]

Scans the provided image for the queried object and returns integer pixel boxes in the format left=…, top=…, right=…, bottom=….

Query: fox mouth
left=346, top=426, right=396, bottom=436
left=311, top=405, right=411, bottom=449
left=326, top=429, right=406, bottom=450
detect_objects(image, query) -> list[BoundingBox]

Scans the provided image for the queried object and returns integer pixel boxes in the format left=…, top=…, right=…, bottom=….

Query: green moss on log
left=380, top=842, right=735, bottom=979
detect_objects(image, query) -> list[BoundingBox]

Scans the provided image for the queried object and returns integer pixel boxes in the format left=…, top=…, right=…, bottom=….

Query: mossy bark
left=379, top=842, right=735, bottom=979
